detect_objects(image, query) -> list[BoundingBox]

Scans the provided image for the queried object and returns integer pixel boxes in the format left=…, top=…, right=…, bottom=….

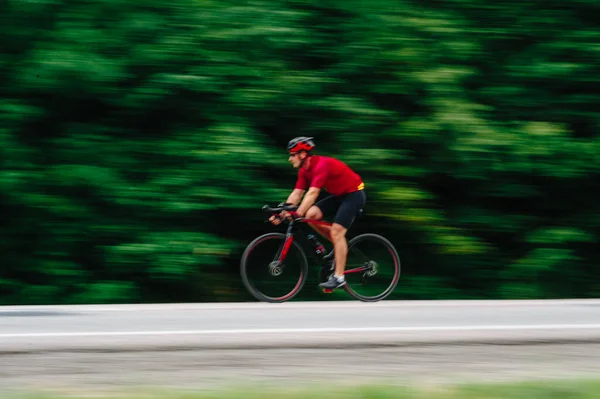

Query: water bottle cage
left=307, top=234, right=325, bottom=257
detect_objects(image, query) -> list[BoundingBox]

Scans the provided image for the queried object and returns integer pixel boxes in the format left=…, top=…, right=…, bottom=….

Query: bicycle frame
left=243, top=204, right=401, bottom=302
left=276, top=216, right=371, bottom=277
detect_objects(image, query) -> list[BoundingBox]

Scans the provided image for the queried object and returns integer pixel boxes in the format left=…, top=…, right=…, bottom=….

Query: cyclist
left=269, top=136, right=366, bottom=290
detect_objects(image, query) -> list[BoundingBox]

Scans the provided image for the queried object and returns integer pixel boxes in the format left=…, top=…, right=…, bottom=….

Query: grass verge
left=7, top=379, right=600, bottom=399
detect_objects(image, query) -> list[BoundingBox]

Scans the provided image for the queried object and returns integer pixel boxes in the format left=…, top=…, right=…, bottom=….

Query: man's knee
left=330, top=223, right=347, bottom=241
left=305, top=206, right=323, bottom=220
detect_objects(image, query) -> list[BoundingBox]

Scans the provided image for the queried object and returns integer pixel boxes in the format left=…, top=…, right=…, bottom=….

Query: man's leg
left=318, top=221, right=349, bottom=289
left=306, top=195, right=338, bottom=242
left=330, top=223, right=348, bottom=277
left=319, top=190, right=366, bottom=289
left=309, top=221, right=333, bottom=242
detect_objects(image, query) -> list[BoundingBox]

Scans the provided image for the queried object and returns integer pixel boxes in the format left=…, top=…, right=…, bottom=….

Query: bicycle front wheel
left=240, top=233, right=308, bottom=303
left=343, top=233, right=401, bottom=302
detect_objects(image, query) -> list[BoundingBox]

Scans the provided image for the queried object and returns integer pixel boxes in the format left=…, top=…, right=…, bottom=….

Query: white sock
left=334, top=274, right=345, bottom=282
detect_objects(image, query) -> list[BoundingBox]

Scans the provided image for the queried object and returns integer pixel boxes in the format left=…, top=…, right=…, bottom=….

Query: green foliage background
left=1, top=0, right=599, bottom=304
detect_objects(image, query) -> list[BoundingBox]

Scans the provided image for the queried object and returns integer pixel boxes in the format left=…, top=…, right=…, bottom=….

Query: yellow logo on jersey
left=357, top=182, right=365, bottom=190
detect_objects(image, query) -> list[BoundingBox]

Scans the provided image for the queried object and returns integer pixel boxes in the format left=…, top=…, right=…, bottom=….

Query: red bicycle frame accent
left=278, top=235, right=294, bottom=261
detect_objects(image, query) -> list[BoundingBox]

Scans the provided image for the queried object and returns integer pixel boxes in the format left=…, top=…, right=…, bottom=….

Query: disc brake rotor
left=269, top=261, right=283, bottom=276
left=365, top=260, right=378, bottom=276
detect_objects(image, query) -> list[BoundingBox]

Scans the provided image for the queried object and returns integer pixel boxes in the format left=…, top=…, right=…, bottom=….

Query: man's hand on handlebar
left=269, top=212, right=284, bottom=225
left=268, top=206, right=299, bottom=225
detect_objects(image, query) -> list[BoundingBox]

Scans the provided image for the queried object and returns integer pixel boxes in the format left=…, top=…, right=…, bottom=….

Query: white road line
left=3, top=324, right=600, bottom=338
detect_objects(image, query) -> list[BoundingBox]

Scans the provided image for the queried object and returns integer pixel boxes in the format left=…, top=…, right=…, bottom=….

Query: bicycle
left=240, top=203, right=401, bottom=303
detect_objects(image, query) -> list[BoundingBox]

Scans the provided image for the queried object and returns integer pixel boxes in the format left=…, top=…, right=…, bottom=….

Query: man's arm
left=295, top=161, right=326, bottom=217
left=270, top=188, right=305, bottom=225
left=296, top=186, right=320, bottom=216
left=285, top=188, right=305, bottom=206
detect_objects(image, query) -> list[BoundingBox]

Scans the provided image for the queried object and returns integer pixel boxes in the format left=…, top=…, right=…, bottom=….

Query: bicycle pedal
left=322, top=288, right=334, bottom=294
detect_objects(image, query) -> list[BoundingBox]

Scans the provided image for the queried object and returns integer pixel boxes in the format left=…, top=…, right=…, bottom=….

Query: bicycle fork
left=273, top=222, right=295, bottom=265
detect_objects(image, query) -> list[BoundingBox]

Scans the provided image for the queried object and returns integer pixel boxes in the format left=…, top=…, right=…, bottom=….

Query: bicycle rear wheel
left=240, top=232, right=308, bottom=303
left=343, top=233, right=400, bottom=302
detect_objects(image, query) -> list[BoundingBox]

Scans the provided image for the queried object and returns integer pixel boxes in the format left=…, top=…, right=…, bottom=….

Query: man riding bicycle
left=269, top=136, right=367, bottom=290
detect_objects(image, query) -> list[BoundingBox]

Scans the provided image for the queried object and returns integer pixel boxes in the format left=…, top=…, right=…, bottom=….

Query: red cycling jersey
left=294, top=155, right=364, bottom=196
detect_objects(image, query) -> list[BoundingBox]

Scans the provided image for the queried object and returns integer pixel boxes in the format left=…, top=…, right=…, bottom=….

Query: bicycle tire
left=343, top=233, right=401, bottom=302
left=240, top=232, right=309, bottom=303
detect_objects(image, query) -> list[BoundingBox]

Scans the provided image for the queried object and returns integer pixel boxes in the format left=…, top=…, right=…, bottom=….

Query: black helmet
left=287, top=136, right=315, bottom=153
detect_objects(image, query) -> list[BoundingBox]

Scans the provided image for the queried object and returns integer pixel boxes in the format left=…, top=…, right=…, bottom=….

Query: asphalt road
left=2, top=299, right=600, bottom=351
left=2, top=300, right=600, bottom=395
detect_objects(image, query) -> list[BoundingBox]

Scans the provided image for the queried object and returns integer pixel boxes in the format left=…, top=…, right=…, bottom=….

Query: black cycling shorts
left=314, top=189, right=366, bottom=229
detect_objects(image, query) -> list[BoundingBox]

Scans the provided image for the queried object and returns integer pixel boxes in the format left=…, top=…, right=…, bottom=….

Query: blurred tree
left=0, top=0, right=598, bottom=304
